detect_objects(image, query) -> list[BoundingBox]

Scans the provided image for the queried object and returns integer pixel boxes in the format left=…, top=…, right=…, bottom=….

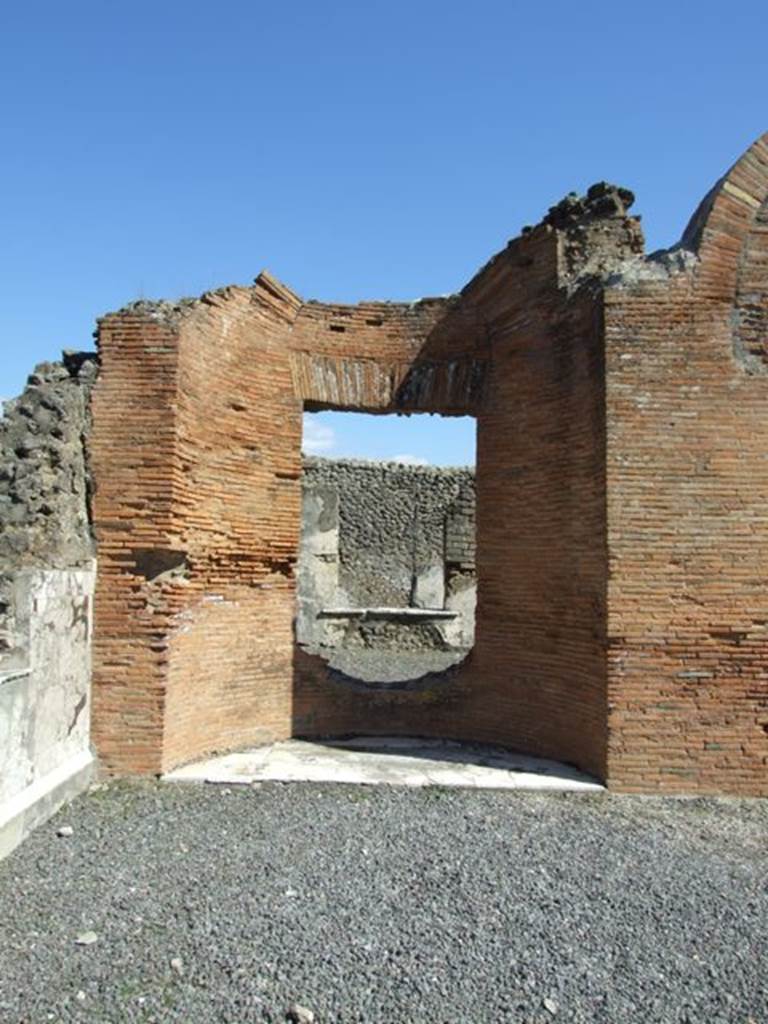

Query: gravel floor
left=325, top=649, right=466, bottom=685
left=0, top=780, right=766, bottom=1023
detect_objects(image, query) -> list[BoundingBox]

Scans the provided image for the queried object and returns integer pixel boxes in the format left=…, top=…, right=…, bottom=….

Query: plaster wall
left=0, top=567, right=95, bottom=857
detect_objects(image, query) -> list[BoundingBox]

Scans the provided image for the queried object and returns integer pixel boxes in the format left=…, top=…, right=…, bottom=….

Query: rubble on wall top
left=302, top=455, right=474, bottom=475
left=112, top=296, right=200, bottom=325
left=540, top=182, right=636, bottom=231
left=12, top=351, right=98, bottom=396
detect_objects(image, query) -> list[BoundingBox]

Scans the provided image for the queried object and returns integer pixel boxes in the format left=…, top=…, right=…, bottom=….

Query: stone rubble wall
left=298, top=457, right=476, bottom=663
left=0, top=353, right=98, bottom=857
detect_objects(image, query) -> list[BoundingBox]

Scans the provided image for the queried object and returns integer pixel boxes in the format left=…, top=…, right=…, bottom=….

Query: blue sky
left=1, top=1, right=766, bottom=464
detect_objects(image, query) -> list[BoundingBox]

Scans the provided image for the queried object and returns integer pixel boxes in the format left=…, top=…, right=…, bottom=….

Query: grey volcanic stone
left=0, top=353, right=97, bottom=572
left=0, top=782, right=766, bottom=1023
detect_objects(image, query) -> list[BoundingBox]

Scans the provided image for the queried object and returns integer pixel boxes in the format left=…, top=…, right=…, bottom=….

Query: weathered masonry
left=0, top=356, right=97, bottom=855
left=2, top=133, right=768, bottom=828
left=297, top=457, right=476, bottom=684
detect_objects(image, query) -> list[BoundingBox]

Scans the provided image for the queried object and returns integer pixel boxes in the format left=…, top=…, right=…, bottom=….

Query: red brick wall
left=90, top=313, right=184, bottom=773
left=291, top=229, right=609, bottom=778
left=605, top=136, right=768, bottom=794
left=162, top=279, right=303, bottom=770
left=90, top=133, right=768, bottom=793
left=467, top=230, right=608, bottom=778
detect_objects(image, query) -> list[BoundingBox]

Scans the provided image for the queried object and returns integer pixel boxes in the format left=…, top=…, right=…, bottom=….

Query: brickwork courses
left=6, top=133, right=763, bottom=794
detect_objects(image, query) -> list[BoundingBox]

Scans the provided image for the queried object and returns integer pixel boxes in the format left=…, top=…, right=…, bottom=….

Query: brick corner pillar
left=89, top=308, right=183, bottom=774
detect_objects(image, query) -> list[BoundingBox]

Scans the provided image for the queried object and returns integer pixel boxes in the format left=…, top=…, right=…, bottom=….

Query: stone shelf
left=318, top=607, right=458, bottom=621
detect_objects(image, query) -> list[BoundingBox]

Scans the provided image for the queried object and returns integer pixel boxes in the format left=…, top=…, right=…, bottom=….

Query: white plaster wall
left=0, top=566, right=95, bottom=853
left=442, top=580, right=477, bottom=648
left=297, top=488, right=340, bottom=649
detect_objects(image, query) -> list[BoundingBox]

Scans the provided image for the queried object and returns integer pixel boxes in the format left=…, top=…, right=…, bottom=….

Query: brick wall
left=89, top=138, right=768, bottom=793
left=604, top=136, right=768, bottom=794
left=90, top=312, right=182, bottom=773
left=467, top=234, right=609, bottom=779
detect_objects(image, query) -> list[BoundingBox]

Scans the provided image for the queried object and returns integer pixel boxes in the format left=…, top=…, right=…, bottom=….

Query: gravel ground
left=327, top=649, right=465, bottom=685
left=0, top=780, right=766, bottom=1023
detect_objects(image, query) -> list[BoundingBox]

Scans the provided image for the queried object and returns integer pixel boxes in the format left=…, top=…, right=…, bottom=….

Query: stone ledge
left=0, top=750, right=95, bottom=861
left=318, top=607, right=458, bottom=621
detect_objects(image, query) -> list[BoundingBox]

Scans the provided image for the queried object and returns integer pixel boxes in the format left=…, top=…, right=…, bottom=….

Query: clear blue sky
left=2, top=1, right=766, bottom=464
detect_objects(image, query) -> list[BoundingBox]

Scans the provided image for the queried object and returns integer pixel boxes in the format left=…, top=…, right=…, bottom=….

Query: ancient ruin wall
left=467, top=242, right=611, bottom=779
left=0, top=353, right=96, bottom=572
left=604, top=137, right=768, bottom=794
left=0, top=354, right=97, bottom=855
left=297, top=457, right=476, bottom=681
left=292, top=203, right=628, bottom=769
left=299, top=457, right=475, bottom=619
left=85, top=139, right=768, bottom=794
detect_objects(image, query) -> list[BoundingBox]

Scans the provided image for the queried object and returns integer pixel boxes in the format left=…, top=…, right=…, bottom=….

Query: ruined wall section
left=605, top=135, right=768, bottom=795
left=1, top=354, right=95, bottom=669
left=733, top=195, right=768, bottom=372
left=291, top=298, right=488, bottom=416
left=293, top=194, right=630, bottom=761
left=162, top=276, right=305, bottom=769
left=304, top=457, right=474, bottom=609
left=0, top=354, right=96, bottom=568
left=468, top=229, right=610, bottom=779
left=0, top=353, right=97, bottom=857
left=90, top=306, right=186, bottom=773
left=91, top=271, right=491, bottom=774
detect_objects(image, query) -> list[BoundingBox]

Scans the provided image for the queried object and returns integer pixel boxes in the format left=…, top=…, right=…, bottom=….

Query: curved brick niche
left=89, top=249, right=609, bottom=783
left=89, top=152, right=768, bottom=795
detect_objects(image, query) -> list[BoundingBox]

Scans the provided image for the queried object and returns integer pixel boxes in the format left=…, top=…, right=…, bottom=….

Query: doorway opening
left=297, top=410, right=476, bottom=686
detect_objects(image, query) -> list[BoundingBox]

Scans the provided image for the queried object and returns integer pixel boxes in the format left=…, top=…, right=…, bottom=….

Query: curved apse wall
left=88, top=151, right=768, bottom=795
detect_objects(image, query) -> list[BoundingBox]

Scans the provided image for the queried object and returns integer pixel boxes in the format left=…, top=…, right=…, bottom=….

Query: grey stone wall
left=297, top=457, right=476, bottom=682
left=0, top=352, right=96, bottom=572
left=0, top=352, right=97, bottom=858
left=0, top=353, right=96, bottom=658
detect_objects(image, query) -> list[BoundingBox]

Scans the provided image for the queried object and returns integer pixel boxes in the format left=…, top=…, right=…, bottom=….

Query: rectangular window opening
left=297, top=409, right=476, bottom=685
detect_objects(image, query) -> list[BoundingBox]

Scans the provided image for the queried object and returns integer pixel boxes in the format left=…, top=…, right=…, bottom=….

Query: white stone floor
left=164, top=736, right=604, bottom=792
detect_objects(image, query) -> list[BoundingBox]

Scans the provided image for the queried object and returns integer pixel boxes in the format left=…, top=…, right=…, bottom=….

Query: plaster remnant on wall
left=0, top=567, right=95, bottom=859
left=606, top=246, right=698, bottom=289
left=0, top=353, right=98, bottom=858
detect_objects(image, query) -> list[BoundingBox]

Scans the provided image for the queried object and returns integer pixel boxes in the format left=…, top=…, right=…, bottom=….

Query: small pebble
left=543, top=996, right=559, bottom=1015
left=57, top=826, right=74, bottom=838
left=74, top=931, right=98, bottom=946
left=170, top=957, right=184, bottom=975
left=287, top=1004, right=315, bottom=1024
